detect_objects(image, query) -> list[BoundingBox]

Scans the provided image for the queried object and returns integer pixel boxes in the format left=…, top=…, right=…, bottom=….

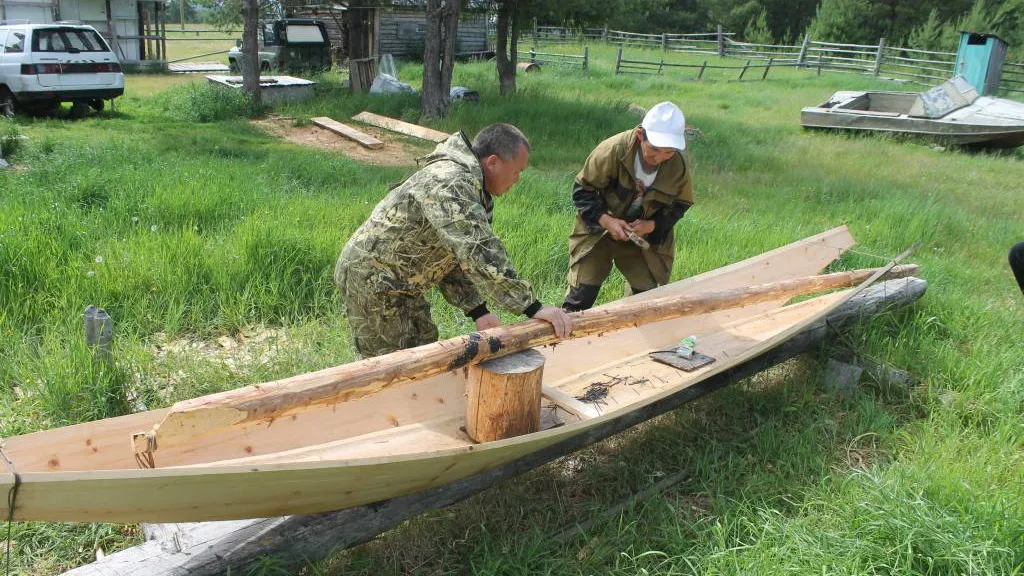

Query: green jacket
left=570, top=128, right=694, bottom=271
left=335, top=132, right=539, bottom=317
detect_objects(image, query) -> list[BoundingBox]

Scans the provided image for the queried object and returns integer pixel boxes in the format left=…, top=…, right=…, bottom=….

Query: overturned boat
left=800, top=76, right=1024, bottom=148
left=0, top=227, right=924, bottom=524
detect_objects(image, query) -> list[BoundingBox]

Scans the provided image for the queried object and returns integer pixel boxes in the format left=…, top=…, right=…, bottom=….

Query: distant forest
left=537, top=0, right=1024, bottom=55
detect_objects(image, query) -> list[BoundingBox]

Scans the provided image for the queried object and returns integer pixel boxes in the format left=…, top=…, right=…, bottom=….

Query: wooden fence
left=615, top=48, right=794, bottom=81
left=529, top=25, right=1024, bottom=96
left=526, top=46, right=588, bottom=70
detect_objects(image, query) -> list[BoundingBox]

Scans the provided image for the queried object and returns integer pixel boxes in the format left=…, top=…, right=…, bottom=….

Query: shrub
left=158, top=82, right=262, bottom=123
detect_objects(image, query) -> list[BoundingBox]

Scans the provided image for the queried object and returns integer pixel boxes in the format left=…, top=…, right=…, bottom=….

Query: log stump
left=466, top=348, right=545, bottom=443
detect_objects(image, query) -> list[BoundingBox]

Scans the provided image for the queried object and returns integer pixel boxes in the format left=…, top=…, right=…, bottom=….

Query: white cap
left=641, top=101, right=686, bottom=152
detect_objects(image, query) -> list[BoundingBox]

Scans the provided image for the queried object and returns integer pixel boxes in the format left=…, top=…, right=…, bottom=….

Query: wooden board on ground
left=352, top=111, right=449, bottom=143
left=311, top=117, right=385, bottom=149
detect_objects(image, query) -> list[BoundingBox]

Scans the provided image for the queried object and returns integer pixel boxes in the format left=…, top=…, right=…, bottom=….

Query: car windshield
left=32, top=28, right=110, bottom=52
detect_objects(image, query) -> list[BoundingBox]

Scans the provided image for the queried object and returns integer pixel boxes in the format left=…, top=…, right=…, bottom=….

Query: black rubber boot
left=1010, top=242, right=1024, bottom=292
left=562, top=284, right=601, bottom=312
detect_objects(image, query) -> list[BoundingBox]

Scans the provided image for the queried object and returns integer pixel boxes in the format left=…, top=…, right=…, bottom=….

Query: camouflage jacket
left=335, top=132, right=540, bottom=317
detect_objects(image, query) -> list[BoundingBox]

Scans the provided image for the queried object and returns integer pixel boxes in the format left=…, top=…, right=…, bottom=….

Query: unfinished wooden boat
left=0, top=226, right=917, bottom=524
left=800, top=76, right=1024, bottom=148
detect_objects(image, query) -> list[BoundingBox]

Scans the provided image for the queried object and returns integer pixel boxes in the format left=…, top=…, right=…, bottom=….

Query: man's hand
left=532, top=306, right=573, bottom=338
left=629, top=219, right=655, bottom=236
left=599, top=214, right=634, bottom=242
left=474, top=313, right=501, bottom=331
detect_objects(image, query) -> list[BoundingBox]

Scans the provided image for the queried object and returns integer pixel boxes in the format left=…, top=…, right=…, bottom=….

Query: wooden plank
left=352, top=111, right=449, bottom=142
left=0, top=228, right=860, bottom=524
left=311, top=117, right=385, bottom=149
left=58, top=278, right=926, bottom=576
left=138, top=264, right=919, bottom=460
left=6, top=227, right=856, bottom=475
left=541, top=386, right=601, bottom=419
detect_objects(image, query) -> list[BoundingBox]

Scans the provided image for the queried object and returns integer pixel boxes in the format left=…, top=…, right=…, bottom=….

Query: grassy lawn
left=163, top=23, right=238, bottom=63
left=0, top=48, right=1021, bottom=575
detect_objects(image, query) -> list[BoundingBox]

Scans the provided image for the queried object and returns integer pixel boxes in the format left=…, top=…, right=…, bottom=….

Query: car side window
left=262, top=23, right=276, bottom=46
left=4, top=32, right=25, bottom=53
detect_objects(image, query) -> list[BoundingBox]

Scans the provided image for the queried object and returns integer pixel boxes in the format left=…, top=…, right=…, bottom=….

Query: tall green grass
left=0, top=48, right=1021, bottom=575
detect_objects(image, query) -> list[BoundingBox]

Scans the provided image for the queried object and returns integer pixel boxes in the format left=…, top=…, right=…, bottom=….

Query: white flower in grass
left=151, top=225, right=158, bottom=232
left=86, top=270, right=95, bottom=278
left=95, top=256, right=104, bottom=264
left=132, top=216, right=139, bottom=224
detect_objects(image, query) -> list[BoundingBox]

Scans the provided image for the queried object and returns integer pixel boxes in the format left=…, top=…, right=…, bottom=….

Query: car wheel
left=70, top=101, right=90, bottom=119
left=0, top=88, right=16, bottom=118
left=89, top=99, right=105, bottom=112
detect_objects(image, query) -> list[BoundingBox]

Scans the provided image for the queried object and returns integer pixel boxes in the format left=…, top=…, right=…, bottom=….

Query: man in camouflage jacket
left=335, top=124, right=571, bottom=358
left=563, top=102, right=694, bottom=311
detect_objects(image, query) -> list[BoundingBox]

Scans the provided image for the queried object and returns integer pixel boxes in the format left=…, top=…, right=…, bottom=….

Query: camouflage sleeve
left=416, top=176, right=537, bottom=314
left=437, top=266, right=486, bottom=314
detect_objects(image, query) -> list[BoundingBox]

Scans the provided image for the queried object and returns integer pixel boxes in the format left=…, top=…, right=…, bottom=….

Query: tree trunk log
left=64, top=278, right=927, bottom=576
left=240, top=0, right=261, bottom=109
left=495, top=1, right=518, bottom=97
left=466, top=349, right=544, bottom=442
left=139, top=264, right=919, bottom=457
left=421, top=0, right=459, bottom=118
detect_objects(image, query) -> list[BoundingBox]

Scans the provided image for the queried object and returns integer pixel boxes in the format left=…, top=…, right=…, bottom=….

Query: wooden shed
left=337, top=0, right=490, bottom=61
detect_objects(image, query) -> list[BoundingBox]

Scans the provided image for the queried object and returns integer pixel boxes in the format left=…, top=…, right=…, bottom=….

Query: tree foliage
left=805, top=0, right=875, bottom=44
left=743, top=8, right=774, bottom=43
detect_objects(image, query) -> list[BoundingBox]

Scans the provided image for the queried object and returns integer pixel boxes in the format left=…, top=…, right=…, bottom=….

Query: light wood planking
left=311, top=117, right=385, bottom=149
left=351, top=111, right=449, bottom=142
left=0, top=227, right=909, bottom=524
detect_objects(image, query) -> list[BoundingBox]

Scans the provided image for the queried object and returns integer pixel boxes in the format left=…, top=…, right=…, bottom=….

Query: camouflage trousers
left=336, top=269, right=439, bottom=359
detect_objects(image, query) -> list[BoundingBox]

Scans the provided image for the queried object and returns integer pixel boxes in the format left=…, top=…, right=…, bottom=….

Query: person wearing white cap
left=562, top=101, right=694, bottom=311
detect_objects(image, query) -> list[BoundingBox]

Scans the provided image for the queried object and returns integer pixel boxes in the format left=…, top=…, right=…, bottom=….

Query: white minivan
left=0, top=22, right=124, bottom=116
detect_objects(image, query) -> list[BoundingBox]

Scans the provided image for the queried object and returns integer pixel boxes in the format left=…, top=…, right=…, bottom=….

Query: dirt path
left=253, top=116, right=435, bottom=165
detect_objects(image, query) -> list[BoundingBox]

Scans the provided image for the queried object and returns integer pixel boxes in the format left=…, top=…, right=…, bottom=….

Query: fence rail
left=526, top=46, right=588, bottom=70
left=527, top=25, right=1022, bottom=96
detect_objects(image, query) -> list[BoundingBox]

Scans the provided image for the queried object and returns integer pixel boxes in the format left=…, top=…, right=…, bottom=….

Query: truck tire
left=70, top=100, right=90, bottom=119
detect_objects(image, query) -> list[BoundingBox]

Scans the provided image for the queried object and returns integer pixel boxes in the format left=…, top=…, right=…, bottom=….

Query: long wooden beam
left=136, top=265, right=918, bottom=456
left=67, top=278, right=927, bottom=576
left=311, top=117, right=385, bottom=149
left=351, top=111, right=449, bottom=142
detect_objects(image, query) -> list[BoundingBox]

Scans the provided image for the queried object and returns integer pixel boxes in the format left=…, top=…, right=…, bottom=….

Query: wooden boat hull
left=1, top=227, right=867, bottom=523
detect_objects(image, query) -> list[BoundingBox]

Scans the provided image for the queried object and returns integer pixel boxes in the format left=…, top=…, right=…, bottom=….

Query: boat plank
left=556, top=292, right=847, bottom=412
left=136, top=230, right=861, bottom=468
left=57, top=278, right=927, bottom=576
left=2, top=228, right=868, bottom=523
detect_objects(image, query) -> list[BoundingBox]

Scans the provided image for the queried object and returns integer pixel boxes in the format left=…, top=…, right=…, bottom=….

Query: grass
left=0, top=48, right=1022, bottom=575
left=163, top=23, right=238, bottom=64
